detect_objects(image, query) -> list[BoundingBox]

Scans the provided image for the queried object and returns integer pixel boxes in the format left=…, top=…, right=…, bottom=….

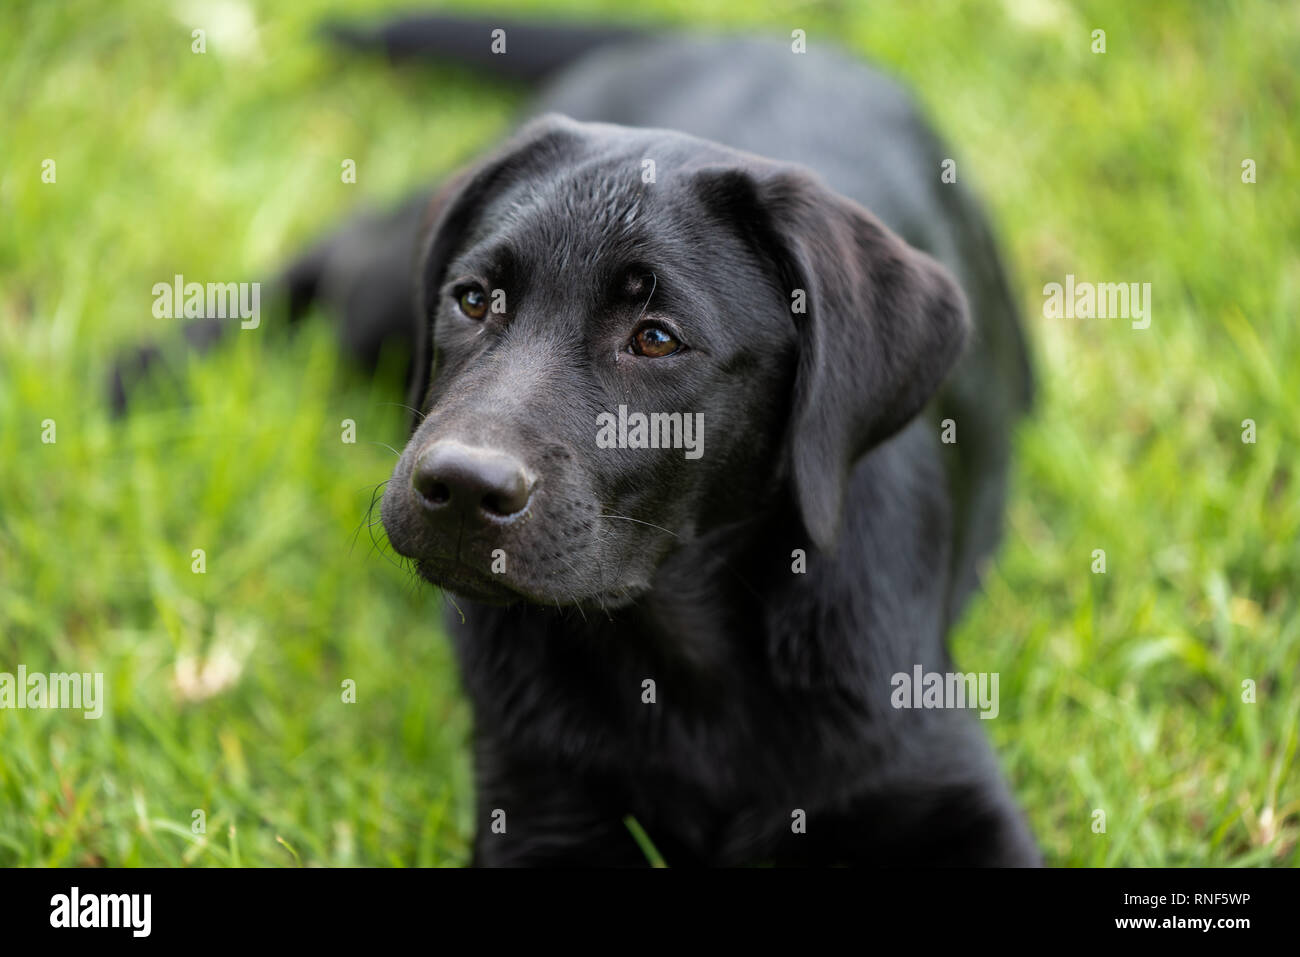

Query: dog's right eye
left=455, top=284, right=489, bottom=320
left=630, top=322, right=682, bottom=358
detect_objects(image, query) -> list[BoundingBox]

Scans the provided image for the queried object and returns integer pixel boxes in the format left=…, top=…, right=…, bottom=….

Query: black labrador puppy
left=131, top=16, right=1040, bottom=865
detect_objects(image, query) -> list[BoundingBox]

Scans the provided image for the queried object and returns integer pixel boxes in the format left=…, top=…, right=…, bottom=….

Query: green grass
left=1, top=0, right=1296, bottom=866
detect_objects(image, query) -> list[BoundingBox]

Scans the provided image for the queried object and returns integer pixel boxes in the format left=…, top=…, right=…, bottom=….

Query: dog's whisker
left=634, top=271, right=657, bottom=322
left=379, top=401, right=429, bottom=422
left=349, top=480, right=390, bottom=555
left=596, top=512, right=680, bottom=539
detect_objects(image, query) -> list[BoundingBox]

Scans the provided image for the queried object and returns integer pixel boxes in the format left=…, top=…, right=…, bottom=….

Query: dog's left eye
left=455, top=284, right=489, bottom=320
left=629, top=323, right=682, bottom=358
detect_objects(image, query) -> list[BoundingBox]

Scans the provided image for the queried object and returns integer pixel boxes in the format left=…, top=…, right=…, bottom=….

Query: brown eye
left=456, top=285, right=488, bottom=320
left=630, top=323, right=681, bottom=358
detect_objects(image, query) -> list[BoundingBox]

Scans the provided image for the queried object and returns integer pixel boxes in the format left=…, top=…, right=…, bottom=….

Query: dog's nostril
left=411, top=463, right=451, bottom=506
left=482, top=480, right=528, bottom=517
left=411, top=440, right=534, bottom=519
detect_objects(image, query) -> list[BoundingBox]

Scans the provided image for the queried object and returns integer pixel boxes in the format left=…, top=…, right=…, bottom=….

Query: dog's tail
left=319, top=12, right=648, bottom=84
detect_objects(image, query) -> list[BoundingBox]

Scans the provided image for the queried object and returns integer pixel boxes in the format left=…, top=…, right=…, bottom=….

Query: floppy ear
left=405, top=114, right=584, bottom=424
left=698, top=165, right=970, bottom=549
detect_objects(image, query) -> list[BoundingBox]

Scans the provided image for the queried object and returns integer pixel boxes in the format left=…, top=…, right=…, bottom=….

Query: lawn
left=0, top=0, right=1296, bottom=866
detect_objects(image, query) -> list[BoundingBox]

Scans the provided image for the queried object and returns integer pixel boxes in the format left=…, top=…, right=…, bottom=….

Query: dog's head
left=381, top=115, right=968, bottom=606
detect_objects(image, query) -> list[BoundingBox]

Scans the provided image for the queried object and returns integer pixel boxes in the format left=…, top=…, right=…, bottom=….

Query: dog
left=120, top=14, right=1039, bottom=865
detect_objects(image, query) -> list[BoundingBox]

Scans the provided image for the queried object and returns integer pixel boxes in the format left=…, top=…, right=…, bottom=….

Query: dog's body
left=122, top=18, right=1038, bottom=865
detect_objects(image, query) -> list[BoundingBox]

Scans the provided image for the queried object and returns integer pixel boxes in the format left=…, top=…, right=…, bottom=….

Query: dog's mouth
left=413, top=556, right=526, bottom=605
left=383, top=469, right=669, bottom=609
left=413, top=554, right=651, bottom=611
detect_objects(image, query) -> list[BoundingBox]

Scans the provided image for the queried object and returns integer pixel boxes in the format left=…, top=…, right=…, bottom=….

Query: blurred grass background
left=0, top=0, right=1296, bottom=866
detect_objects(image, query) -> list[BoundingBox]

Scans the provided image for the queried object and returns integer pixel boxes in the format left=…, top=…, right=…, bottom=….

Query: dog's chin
left=414, top=558, right=523, bottom=605
left=414, top=557, right=648, bottom=611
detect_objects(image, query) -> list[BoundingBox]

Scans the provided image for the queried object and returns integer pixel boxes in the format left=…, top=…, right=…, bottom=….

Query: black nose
left=411, top=441, right=534, bottom=520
